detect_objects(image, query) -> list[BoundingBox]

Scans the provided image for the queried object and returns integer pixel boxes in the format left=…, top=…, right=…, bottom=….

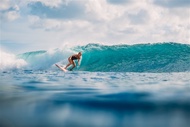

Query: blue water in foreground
left=0, top=71, right=190, bottom=127
left=0, top=43, right=190, bottom=127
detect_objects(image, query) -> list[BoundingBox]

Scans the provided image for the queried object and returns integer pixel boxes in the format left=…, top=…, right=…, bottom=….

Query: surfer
left=65, top=52, right=82, bottom=71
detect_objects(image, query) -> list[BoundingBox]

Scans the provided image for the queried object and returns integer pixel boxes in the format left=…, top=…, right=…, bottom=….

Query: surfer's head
left=78, top=52, right=82, bottom=56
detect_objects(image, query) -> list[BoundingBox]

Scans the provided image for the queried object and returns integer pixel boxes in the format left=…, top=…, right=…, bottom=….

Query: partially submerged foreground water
left=0, top=71, right=190, bottom=127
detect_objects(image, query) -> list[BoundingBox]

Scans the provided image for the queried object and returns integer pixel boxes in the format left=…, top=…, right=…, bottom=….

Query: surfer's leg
left=65, top=57, right=72, bottom=69
left=70, top=62, right=76, bottom=71
left=65, top=63, right=71, bottom=69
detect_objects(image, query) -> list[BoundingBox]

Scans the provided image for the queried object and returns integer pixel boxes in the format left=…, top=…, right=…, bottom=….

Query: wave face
left=76, top=43, right=190, bottom=72
left=3, top=42, right=190, bottom=72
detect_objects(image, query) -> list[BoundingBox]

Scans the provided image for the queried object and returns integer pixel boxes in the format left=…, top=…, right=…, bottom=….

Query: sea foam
left=0, top=50, right=27, bottom=70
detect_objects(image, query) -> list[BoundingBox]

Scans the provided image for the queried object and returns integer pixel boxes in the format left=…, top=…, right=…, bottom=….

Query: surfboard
left=55, top=64, right=68, bottom=72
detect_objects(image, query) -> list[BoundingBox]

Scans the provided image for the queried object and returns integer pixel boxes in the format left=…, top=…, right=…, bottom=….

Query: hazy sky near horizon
left=0, top=0, right=190, bottom=53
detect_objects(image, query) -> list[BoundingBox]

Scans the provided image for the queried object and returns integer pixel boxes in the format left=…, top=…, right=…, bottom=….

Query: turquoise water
left=16, top=42, right=190, bottom=72
left=0, top=42, right=190, bottom=127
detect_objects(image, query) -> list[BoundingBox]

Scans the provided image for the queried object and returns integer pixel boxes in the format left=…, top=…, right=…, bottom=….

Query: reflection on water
left=0, top=71, right=190, bottom=127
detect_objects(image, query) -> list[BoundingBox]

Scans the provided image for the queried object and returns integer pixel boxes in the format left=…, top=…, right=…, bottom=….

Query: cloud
left=128, top=9, right=149, bottom=25
left=30, top=0, right=63, bottom=7
left=1, top=0, right=190, bottom=53
left=107, top=0, right=131, bottom=5
left=28, top=1, right=85, bottom=20
left=154, top=0, right=190, bottom=8
left=0, top=0, right=10, bottom=11
left=0, top=0, right=20, bottom=21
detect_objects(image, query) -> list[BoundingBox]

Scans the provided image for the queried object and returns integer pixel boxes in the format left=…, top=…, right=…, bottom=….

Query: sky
left=0, top=0, right=190, bottom=53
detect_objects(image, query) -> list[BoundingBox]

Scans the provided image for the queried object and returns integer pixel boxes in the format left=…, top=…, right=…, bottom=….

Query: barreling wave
left=1, top=42, right=190, bottom=72
left=76, top=42, right=190, bottom=72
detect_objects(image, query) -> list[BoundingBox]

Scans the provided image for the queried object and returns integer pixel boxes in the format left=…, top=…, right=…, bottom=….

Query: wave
left=1, top=42, right=190, bottom=72
left=77, top=42, right=190, bottom=72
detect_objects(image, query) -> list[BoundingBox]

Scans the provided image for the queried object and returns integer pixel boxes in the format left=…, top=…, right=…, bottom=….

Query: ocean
left=0, top=42, right=190, bottom=127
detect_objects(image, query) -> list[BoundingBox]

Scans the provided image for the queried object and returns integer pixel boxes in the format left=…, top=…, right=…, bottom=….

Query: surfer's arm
left=78, top=58, right=80, bottom=66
